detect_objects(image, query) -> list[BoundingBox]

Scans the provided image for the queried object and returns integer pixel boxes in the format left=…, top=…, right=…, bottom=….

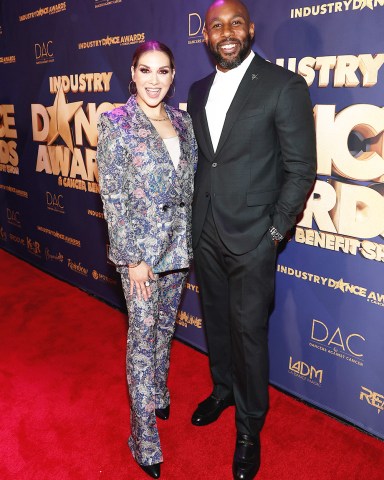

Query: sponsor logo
left=277, top=264, right=384, bottom=308
left=9, top=233, right=25, bottom=246
left=291, top=0, right=384, bottom=19
left=0, top=226, right=7, bottom=241
left=88, top=209, right=105, bottom=219
left=36, top=225, right=81, bottom=247
left=176, top=310, right=203, bottom=329
left=0, top=56, right=16, bottom=64
left=9, top=233, right=41, bottom=257
left=0, top=184, right=28, bottom=197
left=186, top=282, right=200, bottom=294
left=92, top=269, right=117, bottom=284
left=78, top=33, right=145, bottom=50
left=19, top=3, right=67, bottom=22
left=188, top=12, right=205, bottom=45
left=31, top=74, right=122, bottom=194
left=288, top=356, right=323, bottom=386
left=0, top=104, right=19, bottom=175
left=46, top=192, right=65, bottom=214
left=27, top=236, right=41, bottom=256
left=94, top=0, right=122, bottom=8
left=67, top=258, right=88, bottom=276
left=45, top=247, right=64, bottom=263
left=6, top=208, right=21, bottom=228
left=35, top=41, right=54, bottom=65
left=360, top=386, right=384, bottom=414
left=309, top=319, right=365, bottom=366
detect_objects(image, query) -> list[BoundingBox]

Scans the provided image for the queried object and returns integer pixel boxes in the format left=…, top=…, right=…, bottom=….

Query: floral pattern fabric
left=121, top=270, right=188, bottom=465
left=96, top=95, right=197, bottom=274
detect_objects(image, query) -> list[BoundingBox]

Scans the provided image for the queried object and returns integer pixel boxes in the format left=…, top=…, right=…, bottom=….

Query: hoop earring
left=167, top=83, right=176, bottom=99
left=128, top=80, right=137, bottom=96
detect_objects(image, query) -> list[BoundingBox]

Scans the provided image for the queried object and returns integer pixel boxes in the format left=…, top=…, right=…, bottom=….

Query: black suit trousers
left=194, top=206, right=277, bottom=436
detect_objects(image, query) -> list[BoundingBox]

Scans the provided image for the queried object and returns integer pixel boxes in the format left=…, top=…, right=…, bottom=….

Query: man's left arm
left=272, top=74, right=317, bottom=239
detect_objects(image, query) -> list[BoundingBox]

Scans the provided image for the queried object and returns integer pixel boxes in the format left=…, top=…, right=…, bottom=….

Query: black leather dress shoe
left=138, top=462, right=161, bottom=479
left=191, top=393, right=234, bottom=426
left=232, top=433, right=260, bottom=480
left=155, top=405, right=170, bottom=420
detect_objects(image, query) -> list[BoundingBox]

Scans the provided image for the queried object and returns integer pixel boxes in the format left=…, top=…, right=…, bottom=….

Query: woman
left=96, top=41, right=197, bottom=479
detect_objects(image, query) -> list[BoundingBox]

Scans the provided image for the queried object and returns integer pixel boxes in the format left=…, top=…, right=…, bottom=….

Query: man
left=187, top=1, right=317, bottom=479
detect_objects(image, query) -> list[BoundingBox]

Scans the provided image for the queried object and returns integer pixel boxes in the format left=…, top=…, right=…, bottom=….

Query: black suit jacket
left=188, top=53, right=317, bottom=254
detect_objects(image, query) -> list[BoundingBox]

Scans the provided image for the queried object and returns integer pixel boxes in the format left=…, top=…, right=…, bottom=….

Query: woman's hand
left=128, top=261, right=156, bottom=301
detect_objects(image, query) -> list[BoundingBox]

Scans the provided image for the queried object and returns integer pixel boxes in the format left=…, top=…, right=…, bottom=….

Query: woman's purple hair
left=132, top=41, right=175, bottom=70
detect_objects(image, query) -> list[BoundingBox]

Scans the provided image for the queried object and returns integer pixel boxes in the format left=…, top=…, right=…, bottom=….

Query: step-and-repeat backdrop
left=1, top=0, right=383, bottom=439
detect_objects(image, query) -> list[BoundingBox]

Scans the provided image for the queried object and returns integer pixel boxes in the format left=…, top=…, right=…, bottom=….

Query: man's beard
left=209, top=34, right=252, bottom=70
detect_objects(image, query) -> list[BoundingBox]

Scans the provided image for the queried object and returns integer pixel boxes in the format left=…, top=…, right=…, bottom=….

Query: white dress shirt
left=163, top=136, right=180, bottom=169
left=205, top=51, right=255, bottom=152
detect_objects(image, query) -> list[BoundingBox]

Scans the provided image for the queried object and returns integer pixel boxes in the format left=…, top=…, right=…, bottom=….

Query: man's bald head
left=206, top=0, right=251, bottom=24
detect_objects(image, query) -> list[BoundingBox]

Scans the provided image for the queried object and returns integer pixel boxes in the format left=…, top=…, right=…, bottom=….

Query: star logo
left=333, top=278, right=349, bottom=293
left=46, top=81, right=83, bottom=152
left=360, top=0, right=374, bottom=10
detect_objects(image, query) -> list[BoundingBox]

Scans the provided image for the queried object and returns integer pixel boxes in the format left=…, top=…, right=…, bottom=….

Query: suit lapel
left=214, top=56, right=263, bottom=158
left=126, top=96, right=182, bottom=192
left=193, top=73, right=216, bottom=160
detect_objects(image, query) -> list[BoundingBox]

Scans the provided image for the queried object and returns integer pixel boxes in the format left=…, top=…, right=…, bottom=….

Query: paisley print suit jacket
left=97, top=95, right=197, bottom=274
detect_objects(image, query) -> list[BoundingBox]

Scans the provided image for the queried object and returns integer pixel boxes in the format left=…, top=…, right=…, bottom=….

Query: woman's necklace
left=147, top=115, right=169, bottom=122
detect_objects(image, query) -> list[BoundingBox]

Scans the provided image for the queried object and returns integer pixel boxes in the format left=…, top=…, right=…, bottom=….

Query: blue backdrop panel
left=1, top=0, right=383, bottom=438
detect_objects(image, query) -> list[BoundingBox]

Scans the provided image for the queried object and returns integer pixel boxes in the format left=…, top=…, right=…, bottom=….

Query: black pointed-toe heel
left=138, top=462, right=161, bottom=479
left=155, top=405, right=170, bottom=420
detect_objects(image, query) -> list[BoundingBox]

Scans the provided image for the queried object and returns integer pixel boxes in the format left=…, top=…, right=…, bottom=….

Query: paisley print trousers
left=120, top=269, right=188, bottom=466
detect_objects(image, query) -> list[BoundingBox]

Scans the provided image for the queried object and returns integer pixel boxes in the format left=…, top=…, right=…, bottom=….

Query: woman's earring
left=129, top=80, right=137, bottom=95
left=167, top=83, right=176, bottom=99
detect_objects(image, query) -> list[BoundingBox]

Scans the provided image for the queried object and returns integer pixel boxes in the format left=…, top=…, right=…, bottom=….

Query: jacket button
left=179, top=202, right=185, bottom=207
left=205, top=192, right=210, bottom=197
left=212, top=162, right=218, bottom=167
left=162, top=205, right=169, bottom=212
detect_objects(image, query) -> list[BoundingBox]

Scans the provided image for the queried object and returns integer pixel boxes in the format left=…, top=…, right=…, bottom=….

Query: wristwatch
left=269, top=226, right=284, bottom=242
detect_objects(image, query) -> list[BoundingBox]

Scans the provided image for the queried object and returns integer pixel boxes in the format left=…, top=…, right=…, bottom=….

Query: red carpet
left=1, top=248, right=383, bottom=480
